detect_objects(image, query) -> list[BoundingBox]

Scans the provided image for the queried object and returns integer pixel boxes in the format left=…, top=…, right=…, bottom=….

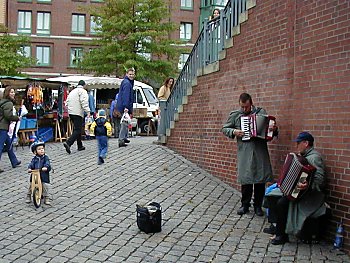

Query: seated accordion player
left=240, top=113, right=276, bottom=141
left=277, top=153, right=316, bottom=201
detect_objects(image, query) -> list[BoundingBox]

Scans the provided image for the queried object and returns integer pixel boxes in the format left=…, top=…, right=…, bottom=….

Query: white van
left=133, top=81, right=159, bottom=133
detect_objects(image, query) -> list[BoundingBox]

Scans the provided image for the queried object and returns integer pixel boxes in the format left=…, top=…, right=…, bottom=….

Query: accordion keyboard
left=241, top=116, right=251, bottom=141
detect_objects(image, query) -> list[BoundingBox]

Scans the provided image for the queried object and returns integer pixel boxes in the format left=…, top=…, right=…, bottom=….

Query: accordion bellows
left=278, top=153, right=316, bottom=201
left=240, top=114, right=276, bottom=141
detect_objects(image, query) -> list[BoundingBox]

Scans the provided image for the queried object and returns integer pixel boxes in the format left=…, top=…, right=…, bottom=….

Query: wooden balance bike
left=31, top=169, right=43, bottom=208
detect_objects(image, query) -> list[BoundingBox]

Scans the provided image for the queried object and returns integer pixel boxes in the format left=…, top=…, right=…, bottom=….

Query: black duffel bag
left=136, top=202, right=162, bottom=233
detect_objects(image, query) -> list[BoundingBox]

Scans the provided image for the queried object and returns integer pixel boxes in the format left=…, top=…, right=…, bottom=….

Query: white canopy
left=47, top=76, right=121, bottom=89
left=47, top=75, right=154, bottom=90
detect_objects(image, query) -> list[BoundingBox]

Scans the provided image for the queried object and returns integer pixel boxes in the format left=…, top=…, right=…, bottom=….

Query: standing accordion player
left=240, top=113, right=276, bottom=141
left=278, top=153, right=316, bottom=200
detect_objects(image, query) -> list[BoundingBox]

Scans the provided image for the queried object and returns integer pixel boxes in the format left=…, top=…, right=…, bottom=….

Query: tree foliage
left=0, top=25, right=34, bottom=76
left=81, top=0, right=183, bottom=84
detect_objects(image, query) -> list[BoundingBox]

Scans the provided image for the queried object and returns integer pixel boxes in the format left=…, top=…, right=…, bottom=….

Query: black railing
left=158, top=0, right=247, bottom=142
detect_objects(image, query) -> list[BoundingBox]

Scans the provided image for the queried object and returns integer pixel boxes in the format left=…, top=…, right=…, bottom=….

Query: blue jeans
left=96, top=135, right=108, bottom=159
left=0, top=129, right=20, bottom=168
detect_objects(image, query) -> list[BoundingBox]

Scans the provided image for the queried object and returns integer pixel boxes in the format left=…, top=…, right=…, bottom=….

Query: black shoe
left=119, top=142, right=127, bottom=147
left=12, top=161, right=21, bottom=168
left=63, top=142, right=71, bottom=154
left=263, top=224, right=276, bottom=235
left=77, top=146, right=85, bottom=151
left=254, top=206, right=264, bottom=217
left=237, top=206, right=249, bottom=215
left=271, top=235, right=289, bottom=245
left=0, top=168, right=3, bottom=173
left=98, top=157, right=104, bottom=165
left=124, top=138, right=130, bottom=143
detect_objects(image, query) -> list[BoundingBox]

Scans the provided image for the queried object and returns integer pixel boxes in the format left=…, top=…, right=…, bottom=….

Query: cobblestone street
left=0, top=137, right=348, bottom=262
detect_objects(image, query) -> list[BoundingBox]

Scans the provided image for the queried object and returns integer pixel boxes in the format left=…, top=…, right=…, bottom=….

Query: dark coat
left=117, top=76, right=134, bottom=114
left=0, top=99, right=19, bottom=131
left=222, top=106, right=274, bottom=184
left=28, top=155, right=51, bottom=183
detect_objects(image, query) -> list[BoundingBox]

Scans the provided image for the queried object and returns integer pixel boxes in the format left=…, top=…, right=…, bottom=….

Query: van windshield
left=143, top=88, right=158, bottom=105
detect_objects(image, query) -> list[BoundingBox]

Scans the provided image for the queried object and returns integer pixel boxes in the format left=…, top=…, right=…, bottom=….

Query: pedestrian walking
left=90, top=109, right=112, bottom=165
left=0, top=86, right=21, bottom=173
left=63, top=80, right=90, bottom=154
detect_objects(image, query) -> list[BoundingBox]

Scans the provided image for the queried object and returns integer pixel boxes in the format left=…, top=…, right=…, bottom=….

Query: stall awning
left=47, top=75, right=154, bottom=91
left=47, top=76, right=123, bottom=90
left=0, top=75, right=68, bottom=89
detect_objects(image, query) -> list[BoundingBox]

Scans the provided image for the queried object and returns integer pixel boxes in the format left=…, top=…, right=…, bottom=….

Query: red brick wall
left=166, top=0, right=350, bottom=251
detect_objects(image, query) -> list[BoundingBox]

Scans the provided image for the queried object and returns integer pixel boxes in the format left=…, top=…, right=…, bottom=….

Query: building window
left=178, top=53, right=189, bottom=70
left=72, top=14, right=85, bottom=34
left=180, top=23, right=192, bottom=41
left=181, top=0, right=193, bottom=10
left=70, top=48, right=83, bottom=67
left=17, top=11, right=32, bottom=34
left=37, top=12, right=50, bottom=35
left=214, top=0, right=228, bottom=5
left=90, top=16, right=100, bottom=34
left=20, top=45, right=31, bottom=58
left=37, top=0, right=52, bottom=3
left=36, top=46, right=50, bottom=66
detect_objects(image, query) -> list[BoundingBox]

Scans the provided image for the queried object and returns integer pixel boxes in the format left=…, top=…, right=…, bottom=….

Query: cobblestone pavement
left=0, top=136, right=349, bottom=263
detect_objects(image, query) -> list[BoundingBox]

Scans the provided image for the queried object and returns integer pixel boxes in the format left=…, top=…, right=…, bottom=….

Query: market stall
left=0, top=76, right=70, bottom=145
left=47, top=75, right=159, bottom=135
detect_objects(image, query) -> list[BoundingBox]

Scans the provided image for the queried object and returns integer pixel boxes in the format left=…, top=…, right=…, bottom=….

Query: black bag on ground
left=136, top=202, right=162, bottom=233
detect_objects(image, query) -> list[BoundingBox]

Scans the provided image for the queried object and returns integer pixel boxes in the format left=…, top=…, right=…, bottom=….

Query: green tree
left=81, top=0, right=183, bottom=84
left=0, top=26, right=34, bottom=76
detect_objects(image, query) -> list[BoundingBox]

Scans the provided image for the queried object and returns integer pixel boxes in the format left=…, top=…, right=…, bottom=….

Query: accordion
left=240, top=114, right=276, bottom=141
left=278, top=153, right=316, bottom=201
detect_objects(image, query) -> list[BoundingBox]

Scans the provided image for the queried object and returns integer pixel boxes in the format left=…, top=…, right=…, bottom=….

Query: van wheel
left=139, top=120, right=150, bottom=134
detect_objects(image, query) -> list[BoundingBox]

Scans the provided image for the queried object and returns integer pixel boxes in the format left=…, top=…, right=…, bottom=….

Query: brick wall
left=166, top=0, right=350, bottom=252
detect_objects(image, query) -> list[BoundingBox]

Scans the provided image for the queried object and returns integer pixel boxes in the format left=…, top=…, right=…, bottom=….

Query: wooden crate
left=133, top=108, right=148, bottom=118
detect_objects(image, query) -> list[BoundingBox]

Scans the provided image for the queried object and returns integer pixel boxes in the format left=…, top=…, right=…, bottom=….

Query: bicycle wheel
left=32, top=187, right=41, bottom=208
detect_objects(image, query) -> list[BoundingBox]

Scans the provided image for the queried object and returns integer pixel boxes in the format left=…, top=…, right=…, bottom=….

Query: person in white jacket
left=63, top=80, right=90, bottom=154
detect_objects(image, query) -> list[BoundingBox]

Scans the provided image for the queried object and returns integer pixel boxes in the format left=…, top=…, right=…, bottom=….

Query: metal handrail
left=158, top=0, right=247, bottom=141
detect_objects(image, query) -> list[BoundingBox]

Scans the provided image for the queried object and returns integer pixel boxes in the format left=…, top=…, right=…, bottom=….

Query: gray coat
left=222, top=106, right=273, bottom=185
left=286, top=147, right=326, bottom=235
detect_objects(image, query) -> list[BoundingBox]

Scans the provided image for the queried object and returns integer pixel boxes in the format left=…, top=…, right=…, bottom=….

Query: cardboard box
left=133, top=108, right=148, bottom=118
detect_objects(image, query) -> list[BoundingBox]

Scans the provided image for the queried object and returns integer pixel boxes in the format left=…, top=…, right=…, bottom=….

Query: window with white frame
left=37, top=12, right=50, bottom=35
left=70, top=47, right=84, bottom=67
left=178, top=53, right=189, bottom=70
left=37, top=0, right=52, bottom=3
left=214, top=0, right=228, bottom=5
left=72, top=14, right=85, bottom=34
left=36, top=46, right=50, bottom=66
left=19, top=46, right=31, bottom=58
left=180, top=23, right=192, bottom=41
left=17, top=11, right=32, bottom=34
left=90, top=16, right=101, bottom=34
left=181, top=0, right=193, bottom=10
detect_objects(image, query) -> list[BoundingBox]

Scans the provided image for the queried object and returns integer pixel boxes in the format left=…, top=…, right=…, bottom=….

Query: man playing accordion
left=222, top=93, right=278, bottom=217
left=270, top=132, right=326, bottom=245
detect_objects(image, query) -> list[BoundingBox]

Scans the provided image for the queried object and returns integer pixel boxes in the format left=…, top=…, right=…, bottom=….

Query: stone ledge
left=203, top=61, right=219, bottom=75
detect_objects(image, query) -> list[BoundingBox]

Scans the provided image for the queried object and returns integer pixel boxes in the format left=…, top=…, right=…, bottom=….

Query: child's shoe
left=25, top=194, right=31, bottom=203
left=44, top=197, right=51, bottom=205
